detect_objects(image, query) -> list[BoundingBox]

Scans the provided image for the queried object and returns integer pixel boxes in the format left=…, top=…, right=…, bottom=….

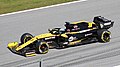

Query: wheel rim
left=103, top=33, right=110, bottom=42
left=39, top=43, right=48, bottom=54
left=24, top=36, right=32, bottom=43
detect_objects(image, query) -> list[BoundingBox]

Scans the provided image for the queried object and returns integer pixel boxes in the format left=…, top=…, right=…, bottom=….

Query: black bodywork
left=46, top=16, right=114, bottom=48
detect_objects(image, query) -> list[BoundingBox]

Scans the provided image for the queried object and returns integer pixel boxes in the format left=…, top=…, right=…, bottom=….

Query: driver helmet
left=65, top=22, right=70, bottom=26
left=65, top=22, right=71, bottom=28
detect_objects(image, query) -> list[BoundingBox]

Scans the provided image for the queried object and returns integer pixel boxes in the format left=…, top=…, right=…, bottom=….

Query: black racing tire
left=36, top=40, right=49, bottom=54
left=97, top=29, right=111, bottom=43
left=20, top=33, right=33, bottom=44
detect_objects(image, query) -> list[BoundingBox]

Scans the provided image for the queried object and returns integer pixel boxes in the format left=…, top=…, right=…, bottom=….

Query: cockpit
left=48, top=28, right=65, bottom=35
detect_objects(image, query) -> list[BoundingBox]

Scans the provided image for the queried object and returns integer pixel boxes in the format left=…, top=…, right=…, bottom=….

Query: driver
left=64, top=22, right=80, bottom=32
left=64, top=22, right=72, bottom=32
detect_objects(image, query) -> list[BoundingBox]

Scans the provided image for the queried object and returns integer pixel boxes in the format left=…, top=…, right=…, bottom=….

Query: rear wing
left=93, top=16, right=114, bottom=29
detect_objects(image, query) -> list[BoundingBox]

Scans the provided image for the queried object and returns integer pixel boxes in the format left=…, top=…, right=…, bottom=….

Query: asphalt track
left=0, top=0, right=120, bottom=67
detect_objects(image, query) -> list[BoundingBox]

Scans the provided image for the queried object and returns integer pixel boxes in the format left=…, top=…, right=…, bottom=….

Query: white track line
left=114, top=65, right=120, bottom=67
left=0, top=0, right=87, bottom=17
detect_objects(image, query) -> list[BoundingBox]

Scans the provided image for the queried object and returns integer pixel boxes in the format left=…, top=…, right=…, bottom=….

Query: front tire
left=97, top=29, right=111, bottom=43
left=20, top=33, right=33, bottom=44
left=36, top=40, right=49, bottom=54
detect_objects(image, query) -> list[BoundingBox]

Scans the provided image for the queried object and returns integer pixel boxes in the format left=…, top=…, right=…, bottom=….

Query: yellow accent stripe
left=72, top=20, right=88, bottom=24
left=36, top=33, right=55, bottom=39
left=16, top=37, right=37, bottom=51
left=26, top=53, right=36, bottom=57
left=61, top=34, right=68, bottom=38
left=69, top=40, right=81, bottom=45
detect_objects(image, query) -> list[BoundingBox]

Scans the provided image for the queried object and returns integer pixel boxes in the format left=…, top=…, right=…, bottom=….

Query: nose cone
left=8, top=42, right=18, bottom=49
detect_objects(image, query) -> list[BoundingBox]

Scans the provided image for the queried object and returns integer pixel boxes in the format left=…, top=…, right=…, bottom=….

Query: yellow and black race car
left=7, top=16, right=114, bottom=57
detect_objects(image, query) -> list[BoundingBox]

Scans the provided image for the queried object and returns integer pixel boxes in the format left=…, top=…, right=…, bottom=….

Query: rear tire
left=20, top=33, right=33, bottom=44
left=36, top=40, right=49, bottom=54
left=97, top=29, right=111, bottom=43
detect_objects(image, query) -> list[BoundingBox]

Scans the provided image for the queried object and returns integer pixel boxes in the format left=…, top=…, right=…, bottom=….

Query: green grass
left=0, top=0, right=77, bottom=14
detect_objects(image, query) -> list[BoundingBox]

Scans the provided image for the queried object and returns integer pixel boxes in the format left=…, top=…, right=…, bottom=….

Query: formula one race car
left=7, top=16, right=114, bottom=57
